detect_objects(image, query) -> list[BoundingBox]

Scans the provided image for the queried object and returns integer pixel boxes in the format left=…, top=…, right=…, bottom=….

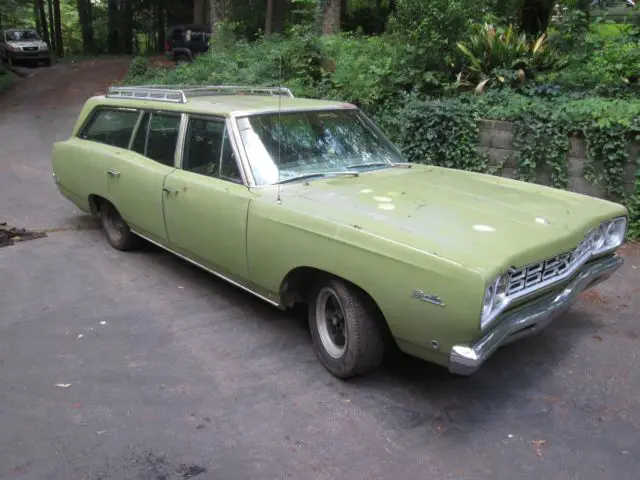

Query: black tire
left=44, top=59, right=51, bottom=67
left=308, top=277, right=385, bottom=378
left=100, top=201, right=139, bottom=251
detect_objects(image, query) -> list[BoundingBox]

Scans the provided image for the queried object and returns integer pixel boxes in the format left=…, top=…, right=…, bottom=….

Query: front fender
left=247, top=198, right=486, bottom=356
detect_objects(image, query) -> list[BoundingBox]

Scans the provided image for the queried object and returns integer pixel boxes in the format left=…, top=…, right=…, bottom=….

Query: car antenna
left=276, top=54, right=283, bottom=204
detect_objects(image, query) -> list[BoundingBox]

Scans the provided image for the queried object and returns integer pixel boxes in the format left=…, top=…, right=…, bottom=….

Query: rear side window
left=79, top=109, right=139, bottom=149
left=146, top=113, right=181, bottom=167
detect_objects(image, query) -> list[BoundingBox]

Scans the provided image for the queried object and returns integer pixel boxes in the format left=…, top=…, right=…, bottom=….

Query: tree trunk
left=34, top=4, right=41, bottom=36
left=47, top=0, right=55, bottom=51
left=209, top=0, right=220, bottom=34
left=108, top=0, right=119, bottom=53
left=265, top=0, right=274, bottom=34
left=520, top=0, right=553, bottom=35
left=77, top=0, right=94, bottom=54
left=120, top=0, right=133, bottom=54
left=194, top=0, right=204, bottom=24
left=273, top=0, right=286, bottom=33
left=322, top=0, right=341, bottom=34
left=53, top=0, right=63, bottom=56
left=157, top=0, right=165, bottom=53
left=35, top=0, right=49, bottom=46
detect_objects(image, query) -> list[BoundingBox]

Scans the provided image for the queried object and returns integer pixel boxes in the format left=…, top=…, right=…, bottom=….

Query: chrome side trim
left=130, top=230, right=280, bottom=307
left=449, top=254, right=623, bottom=376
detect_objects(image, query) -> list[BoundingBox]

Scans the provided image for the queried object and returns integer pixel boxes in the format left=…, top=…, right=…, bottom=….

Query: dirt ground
left=1, top=58, right=640, bottom=480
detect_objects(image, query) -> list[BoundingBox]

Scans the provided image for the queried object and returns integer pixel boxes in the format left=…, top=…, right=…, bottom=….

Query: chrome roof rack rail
left=182, top=85, right=294, bottom=98
left=106, top=86, right=187, bottom=103
left=105, top=85, right=294, bottom=104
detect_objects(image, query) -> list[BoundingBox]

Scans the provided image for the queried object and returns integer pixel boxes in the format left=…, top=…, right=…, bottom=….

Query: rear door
left=107, top=110, right=181, bottom=244
left=162, top=115, right=252, bottom=281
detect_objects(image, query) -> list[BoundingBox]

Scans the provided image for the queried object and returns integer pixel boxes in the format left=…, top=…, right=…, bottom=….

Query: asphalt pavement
left=1, top=59, right=639, bottom=480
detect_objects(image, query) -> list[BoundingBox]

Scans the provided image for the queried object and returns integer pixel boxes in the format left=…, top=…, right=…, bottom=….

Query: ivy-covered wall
left=479, top=120, right=639, bottom=198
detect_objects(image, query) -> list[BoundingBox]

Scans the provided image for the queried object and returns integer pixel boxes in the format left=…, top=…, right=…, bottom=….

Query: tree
left=265, top=0, right=274, bottom=34
left=53, top=0, right=62, bottom=56
left=34, top=0, right=49, bottom=44
left=108, top=0, right=119, bottom=52
left=322, top=0, right=341, bottom=34
left=77, top=0, right=94, bottom=54
left=47, top=0, right=54, bottom=50
left=520, top=0, right=555, bottom=35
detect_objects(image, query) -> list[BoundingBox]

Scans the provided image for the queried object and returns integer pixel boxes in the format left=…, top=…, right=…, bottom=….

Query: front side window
left=80, top=108, right=139, bottom=149
left=183, top=117, right=242, bottom=183
left=236, top=109, right=406, bottom=186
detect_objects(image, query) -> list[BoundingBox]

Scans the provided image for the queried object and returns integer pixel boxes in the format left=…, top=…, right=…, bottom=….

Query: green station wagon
left=51, top=85, right=627, bottom=378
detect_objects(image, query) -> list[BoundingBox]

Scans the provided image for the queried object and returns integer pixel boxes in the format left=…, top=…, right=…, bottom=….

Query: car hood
left=8, top=41, right=45, bottom=47
left=269, top=165, right=626, bottom=277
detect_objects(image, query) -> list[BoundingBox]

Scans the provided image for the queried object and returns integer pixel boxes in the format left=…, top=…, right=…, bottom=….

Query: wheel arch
left=87, top=193, right=105, bottom=214
left=278, top=266, right=395, bottom=345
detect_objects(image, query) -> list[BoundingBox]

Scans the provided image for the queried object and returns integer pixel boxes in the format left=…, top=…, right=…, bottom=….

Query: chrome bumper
left=448, top=254, right=623, bottom=376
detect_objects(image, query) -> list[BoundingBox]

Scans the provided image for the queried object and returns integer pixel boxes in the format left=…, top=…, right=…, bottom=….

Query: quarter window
left=80, top=109, right=139, bottom=149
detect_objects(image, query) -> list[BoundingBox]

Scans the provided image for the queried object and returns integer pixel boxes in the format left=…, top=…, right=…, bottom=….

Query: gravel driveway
left=1, top=59, right=639, bottom=480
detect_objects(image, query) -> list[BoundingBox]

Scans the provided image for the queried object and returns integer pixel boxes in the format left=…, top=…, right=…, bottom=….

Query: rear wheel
left=309, top=277, right=385, bottom=378
left=100, top=201, right=139, bottom=251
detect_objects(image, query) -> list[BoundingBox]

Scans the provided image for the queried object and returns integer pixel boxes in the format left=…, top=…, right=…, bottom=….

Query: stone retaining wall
left=478, top=119, right=639, bottom=198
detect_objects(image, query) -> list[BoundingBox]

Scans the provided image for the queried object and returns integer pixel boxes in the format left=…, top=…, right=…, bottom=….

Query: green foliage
left=0, top=66, right=14, bottom=93
left=126, top=16, right=640, bottom=238
left=127, top=56, right=148, bottom=78
left=457, top=22, right=556, bottom=90
left=387, top=0, right=484, bottom=72
left=398, top=97, right=489, bottom=173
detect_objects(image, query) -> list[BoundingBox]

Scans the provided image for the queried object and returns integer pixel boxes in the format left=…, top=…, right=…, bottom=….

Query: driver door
left=163, top=116, right=253, bottom=282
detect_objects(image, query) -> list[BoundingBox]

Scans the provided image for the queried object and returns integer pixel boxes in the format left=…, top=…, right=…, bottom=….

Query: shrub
left=0, top=66, right=14, bottom=93
left=456, top=22, right=557, bottom=90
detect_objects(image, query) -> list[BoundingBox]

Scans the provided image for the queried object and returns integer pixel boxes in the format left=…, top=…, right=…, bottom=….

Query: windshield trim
left=231, top=107, right=406, bottom=188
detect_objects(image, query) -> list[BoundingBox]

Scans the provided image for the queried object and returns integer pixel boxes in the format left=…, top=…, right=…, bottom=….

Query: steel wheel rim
left=103, top=206, right=123, bottom=243
left=316, top=287, right=347, bottom=359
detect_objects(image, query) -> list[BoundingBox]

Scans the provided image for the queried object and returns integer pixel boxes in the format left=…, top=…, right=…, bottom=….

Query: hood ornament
left=411, top=290, right=445, bottom=307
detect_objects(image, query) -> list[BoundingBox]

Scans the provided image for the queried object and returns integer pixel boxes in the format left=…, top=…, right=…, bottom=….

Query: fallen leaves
left=532, top=439, right=546, bottom=457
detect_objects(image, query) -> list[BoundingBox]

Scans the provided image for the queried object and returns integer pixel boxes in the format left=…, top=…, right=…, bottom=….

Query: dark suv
left=164, top=24, right=211, bottom=63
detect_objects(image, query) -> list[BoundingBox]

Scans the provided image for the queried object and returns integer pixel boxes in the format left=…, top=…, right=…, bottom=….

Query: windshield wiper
left=346, top=162, right=413, bottom=170
left=274, top=171, right=359, bottom=184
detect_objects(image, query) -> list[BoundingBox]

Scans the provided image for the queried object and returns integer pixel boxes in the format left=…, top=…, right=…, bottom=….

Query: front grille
left=507, top=231, right=595, bottom=297
left=22, top=46, right=38, bottom=52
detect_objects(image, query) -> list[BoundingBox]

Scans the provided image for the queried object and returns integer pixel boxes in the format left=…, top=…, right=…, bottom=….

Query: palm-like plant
left=456, top=23, right=555, bottom=93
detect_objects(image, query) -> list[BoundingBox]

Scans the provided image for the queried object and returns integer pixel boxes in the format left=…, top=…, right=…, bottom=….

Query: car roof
left=92, top=93, right=356, bottom=117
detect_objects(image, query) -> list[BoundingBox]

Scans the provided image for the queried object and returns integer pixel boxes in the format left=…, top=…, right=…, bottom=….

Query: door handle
left=107, top=170, right=120, bottom=178
left=162, top=186, right=178, bottom=195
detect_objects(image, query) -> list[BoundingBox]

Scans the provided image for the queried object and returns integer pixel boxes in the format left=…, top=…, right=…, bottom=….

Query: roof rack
left=106, top=85, right=294, bottom=104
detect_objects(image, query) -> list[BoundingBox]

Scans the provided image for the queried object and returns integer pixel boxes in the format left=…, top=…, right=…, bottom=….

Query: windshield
left=6, top=30, right=40, bottom=41
left=236, top=109, right=406, bottom=185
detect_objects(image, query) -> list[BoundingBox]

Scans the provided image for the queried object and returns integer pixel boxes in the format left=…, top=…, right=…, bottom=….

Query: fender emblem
left=411, top=290, right=445, bottom=307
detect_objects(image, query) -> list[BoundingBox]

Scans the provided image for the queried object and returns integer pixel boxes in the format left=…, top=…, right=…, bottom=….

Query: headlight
left=592, top=223, right=606, bottom=251
left=9, top=45, right=22, bottom=52
left=40, top=44, right=49, bottom=51
left=480, top=274, right=510, bottom=330
left=604, top=217, right=626, bottom=249
left=592, top=216, right=627, bottom=255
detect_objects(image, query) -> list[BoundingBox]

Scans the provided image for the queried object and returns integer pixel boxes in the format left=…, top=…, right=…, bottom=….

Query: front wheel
left=100, top=201, right=139, bottom=251
left=309, top=278, right=385, bottom=378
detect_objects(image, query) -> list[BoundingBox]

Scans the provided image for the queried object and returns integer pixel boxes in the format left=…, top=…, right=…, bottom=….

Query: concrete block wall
left=478, top=119, right=639, bottom=198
